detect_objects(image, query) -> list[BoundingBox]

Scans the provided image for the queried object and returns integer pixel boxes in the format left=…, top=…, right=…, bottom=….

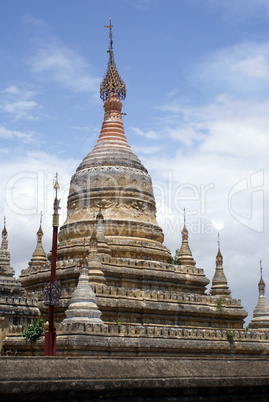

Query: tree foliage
left=22, top=318, right=45, bottom=341
left=171, top=249, right=180, bottom=265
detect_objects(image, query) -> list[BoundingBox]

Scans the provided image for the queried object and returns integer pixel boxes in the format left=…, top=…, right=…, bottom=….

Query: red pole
left=45, top=174, right=60, bottom=357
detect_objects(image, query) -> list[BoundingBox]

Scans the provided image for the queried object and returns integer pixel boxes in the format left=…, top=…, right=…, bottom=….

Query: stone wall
left=0, top=356, right=269, bottom=401
left=0, top=294, right=40, bottom=350
left=0, top=318, right=7, bottom=351
left=3, top=322, right=269, bottom=357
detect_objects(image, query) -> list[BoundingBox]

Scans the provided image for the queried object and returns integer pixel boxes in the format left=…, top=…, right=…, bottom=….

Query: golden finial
left=40, top=211, right=43, bottom=226
left=53, top=172, right=61, bottom=222
left=104, top=18, right=113, bottom=48
left=183, top=208, right=186, bottom=225
left=54, top=172, right=60, bottom=193
left=100, top=19, right=126, bottom=102
left=54, top=173, right=60, bottom=196
left=217, top=232, right=220, bottom=250
left=260, top=259, right=263, bottom=278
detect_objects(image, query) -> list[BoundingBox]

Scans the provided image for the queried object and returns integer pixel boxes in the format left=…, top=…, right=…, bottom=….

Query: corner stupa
left=249, top=260, right=269, bottom=331
left=29, top=214, right=47, bottom=267
left=0, top=217, right=15, bottom=280
left=176, top=210, right=196, bottom=267
left=0, top=218, right=24, bottom=295
left=210, top=234, right=231, bottom=297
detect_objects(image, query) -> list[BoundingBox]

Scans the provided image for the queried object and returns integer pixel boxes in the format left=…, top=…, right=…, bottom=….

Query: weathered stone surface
left=0, top=221, right=40, bottom=351
left=4, top=322, right=269, bottom=357
left=249, top=268, right=269, bottom=331
left=0, top=356, right=269, bottom=401
left=62, top=264, right=103, bottom=324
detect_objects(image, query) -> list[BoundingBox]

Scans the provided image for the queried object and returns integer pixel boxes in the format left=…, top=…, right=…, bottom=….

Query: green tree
left=171, top=249, right=180, bottom=265
left=22, top=318, right=45, bottom=342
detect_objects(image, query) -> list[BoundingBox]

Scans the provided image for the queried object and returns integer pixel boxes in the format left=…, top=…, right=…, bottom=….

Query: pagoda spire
left=258, top=259, right=265, bottom=297
left=0, top=217, right=14, bottom=277
left=1, top=217, right=8, bottom=250
left=210, top=233, right=230, bottom=297
left=216, top=232, right=223, bottom=267
left=177, top=210, right=196, bottom=266
left=29, top=213, right=47, bottom=266
left=100, top=18, right=126, bottom=102
left=249, top=260, right=269, bottom=331
left=77, top=20, right=146, bottom=173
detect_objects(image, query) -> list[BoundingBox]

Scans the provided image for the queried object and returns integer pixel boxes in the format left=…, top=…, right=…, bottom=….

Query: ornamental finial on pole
left=100, top=19, right=126, bottom=102
left=217, top=232, right=220, bottom=250
left=53, top=172, right=61, bottom=226
left=104, top=18, right=113, bottom=49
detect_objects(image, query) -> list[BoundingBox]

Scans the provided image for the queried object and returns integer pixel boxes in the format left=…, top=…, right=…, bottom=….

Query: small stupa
left=249, top=260, right=269, bottom=331
left=0, top=217, right=24, bottom=295
left=176, top=210, right=196, bottom=267
left=63, top=248, right=103, bottom=325
left=29, top=213, right=47, bottom=267
left=210, top=234, right=231, bottom=297
left=0, top=217, right=15, bottom=279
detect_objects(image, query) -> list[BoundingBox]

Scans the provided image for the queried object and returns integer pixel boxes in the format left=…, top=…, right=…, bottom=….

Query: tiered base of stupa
left=3, top=321, right=269, bottom=357
left=4, top=250, right=267, bottom=358
left=19, top=252, right=246, bottom=329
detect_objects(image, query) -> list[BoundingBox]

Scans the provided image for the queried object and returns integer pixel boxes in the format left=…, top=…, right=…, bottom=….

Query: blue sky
left=0, top=0, right=268, bottom=321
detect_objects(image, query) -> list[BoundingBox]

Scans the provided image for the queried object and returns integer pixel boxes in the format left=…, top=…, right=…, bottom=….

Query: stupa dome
left=58, top=32, right=171, bottom=262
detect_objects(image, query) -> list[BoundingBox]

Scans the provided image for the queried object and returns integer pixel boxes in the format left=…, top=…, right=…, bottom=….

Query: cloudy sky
left=0, top=0, right=268, bottom=322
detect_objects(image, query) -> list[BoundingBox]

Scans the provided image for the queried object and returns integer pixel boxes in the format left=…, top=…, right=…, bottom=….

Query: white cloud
left=192, top=42, right=269, bottom=98
left=0, top=126, right=33, bottom=142
left=22, top=16, right=100, bottom=96
left=1, top=85, right=41, bottom=120
left=2, top=86, right=36, bottom=99
left=166, top=126, right=204, bottom=147
left=3, top=100, right=40, bottom=120
left=30, top=42, right=100, bottom=94
left=3, top=86, right=21, bottom=96
left=130, top=126, right=159, bottom=139
left=232, top=55, right=269, bottom=79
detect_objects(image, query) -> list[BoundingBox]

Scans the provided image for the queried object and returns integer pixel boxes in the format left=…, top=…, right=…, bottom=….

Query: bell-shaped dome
left=58, top=26, right=171, bottom=263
